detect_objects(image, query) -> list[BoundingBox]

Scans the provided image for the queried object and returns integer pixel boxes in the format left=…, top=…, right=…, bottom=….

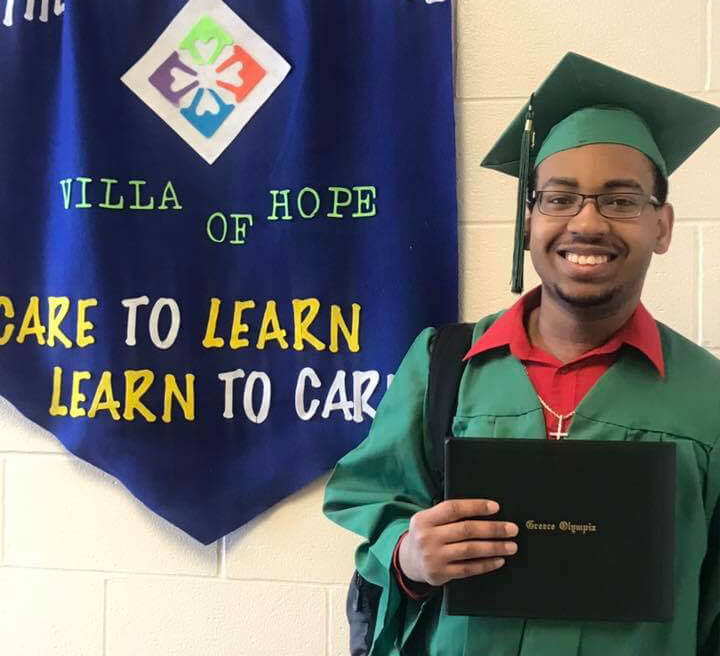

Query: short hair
left=651, top=162, right=668, bottom=205
left=527, top=158, right=669, bottom=207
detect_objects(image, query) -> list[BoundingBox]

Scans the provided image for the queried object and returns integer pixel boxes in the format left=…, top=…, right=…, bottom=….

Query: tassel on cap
left=480, top=53, right=720, bottom=293
left=511, top=94, right=534, bottom=294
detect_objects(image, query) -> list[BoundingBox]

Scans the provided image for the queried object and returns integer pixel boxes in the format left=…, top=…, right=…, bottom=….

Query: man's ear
left=523, top=206, right=532, bottom=250
left=654, top=203, right=674, bottom=255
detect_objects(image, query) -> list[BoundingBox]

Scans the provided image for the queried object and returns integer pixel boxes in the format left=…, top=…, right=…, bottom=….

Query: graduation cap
left=481, top=52, right=720, bottom=293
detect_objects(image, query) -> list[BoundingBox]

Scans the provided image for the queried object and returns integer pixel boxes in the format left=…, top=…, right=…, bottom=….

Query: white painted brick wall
left=704, top=224, right=720, bottom=347
left=2, top=4, right=719, bottom=655
left=642, top=225, right=699, bottom=341
left=329, top=587, right=350, bottom=656
left=670, top=93, right=720, bottom=218
left=225, top=476, right=361, bottom=585
left=0, top=395, right=63, bottom=453
left=4, top=456, right=216, bottom=574
left=0, top=458, right=4, bottom=564
left=459, top=224, right=542, bottom=320
left=456, top=99, right=525, bottom=224
left=0, top=569, right=104, bottom=656
left=456, top=0, right=707, bottom=98
left=105, top=579, right=327, bottom=656
left=713, top=3, right=720, bottom=90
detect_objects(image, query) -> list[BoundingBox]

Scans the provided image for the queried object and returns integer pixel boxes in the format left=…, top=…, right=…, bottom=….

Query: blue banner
left=0, top=0, right=457, bottom=543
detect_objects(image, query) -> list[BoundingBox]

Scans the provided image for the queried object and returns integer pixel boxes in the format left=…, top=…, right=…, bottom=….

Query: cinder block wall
left=1, top=2, right=718, bottom=654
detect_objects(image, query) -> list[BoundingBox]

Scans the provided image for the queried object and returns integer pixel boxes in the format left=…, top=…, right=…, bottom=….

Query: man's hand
left=398, top=499, right=519, bottom=586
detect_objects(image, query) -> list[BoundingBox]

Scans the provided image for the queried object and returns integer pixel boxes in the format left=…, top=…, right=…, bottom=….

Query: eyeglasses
left=532, top=190, right=661, bottom=219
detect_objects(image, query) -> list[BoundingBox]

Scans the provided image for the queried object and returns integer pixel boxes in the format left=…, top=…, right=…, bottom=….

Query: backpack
left=346, top=323, right=474, bottom=656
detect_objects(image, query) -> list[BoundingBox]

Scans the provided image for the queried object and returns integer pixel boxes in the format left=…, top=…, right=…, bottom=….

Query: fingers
left=409, top=499, right=518, bottom=550
left=438, top=518, right=519, bottom=543
left=422, top=552, right=510, bottom=586
left=427, top=499, right=501, bottom=525
left=444, top=557, right=507, bottom=581
left=443, top=538, right=518, bottom=563
left=403, top=500, right=520, bottom=586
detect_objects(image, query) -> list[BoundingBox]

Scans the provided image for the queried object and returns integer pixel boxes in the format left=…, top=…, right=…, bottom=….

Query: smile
left=558, top=251, right=617, bottom=266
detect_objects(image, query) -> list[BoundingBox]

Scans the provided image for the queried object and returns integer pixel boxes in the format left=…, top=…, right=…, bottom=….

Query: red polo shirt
left=464, top=286, right=664, bottom=438
left=392, top=286, right=665, bottom=598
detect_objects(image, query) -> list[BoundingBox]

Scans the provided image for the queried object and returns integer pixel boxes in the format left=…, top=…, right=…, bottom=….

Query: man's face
left=527, top=143, right=674, bottom=313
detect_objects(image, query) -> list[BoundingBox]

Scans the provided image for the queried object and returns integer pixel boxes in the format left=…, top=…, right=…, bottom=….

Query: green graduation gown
left=323, top=313, right=720, bottom=655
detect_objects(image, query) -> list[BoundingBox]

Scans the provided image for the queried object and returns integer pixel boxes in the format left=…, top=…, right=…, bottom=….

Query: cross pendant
left=549, top=416, right=569, bottom=440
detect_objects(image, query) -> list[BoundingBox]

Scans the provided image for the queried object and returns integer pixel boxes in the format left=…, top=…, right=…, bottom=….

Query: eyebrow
left=541, top=177, right=578, bottom=189
left=601, top=178, right=645, bottom=192
left=540, top=177, right=646, bottom=192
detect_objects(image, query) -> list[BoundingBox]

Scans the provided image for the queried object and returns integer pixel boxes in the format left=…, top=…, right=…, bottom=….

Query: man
left=324, top=53, right=720, bottom=655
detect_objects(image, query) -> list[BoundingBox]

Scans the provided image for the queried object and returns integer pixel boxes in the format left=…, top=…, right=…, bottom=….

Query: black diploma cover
left=443, top=438, right=675, bottom=622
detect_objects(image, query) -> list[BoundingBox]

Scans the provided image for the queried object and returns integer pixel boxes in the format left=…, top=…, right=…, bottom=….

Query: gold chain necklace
left=525, top=306, right=576, bottom=440
left=536, top=394, right=574, bottom=440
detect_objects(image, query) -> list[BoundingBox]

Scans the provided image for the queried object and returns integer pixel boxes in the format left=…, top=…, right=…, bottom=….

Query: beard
left=551, top=283, right=625, bottom=311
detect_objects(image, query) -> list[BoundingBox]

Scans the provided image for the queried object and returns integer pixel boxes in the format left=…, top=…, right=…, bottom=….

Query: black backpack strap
left=426, top=322, right=474, bottom=502
left=344, top=323, right=475, bottom=656
left=346, top=570, right=382, bottom=656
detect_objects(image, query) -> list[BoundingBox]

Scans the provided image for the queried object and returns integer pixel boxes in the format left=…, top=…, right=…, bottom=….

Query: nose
left=566, top=198, right=611, bottom=236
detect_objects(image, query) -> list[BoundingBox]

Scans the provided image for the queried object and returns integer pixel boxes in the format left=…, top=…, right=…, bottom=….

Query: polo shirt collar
left=463, top=286, right=665, bottom=378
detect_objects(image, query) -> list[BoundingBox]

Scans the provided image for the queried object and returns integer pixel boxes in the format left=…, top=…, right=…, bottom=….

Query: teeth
left=564, top=253, right=609, bottom=265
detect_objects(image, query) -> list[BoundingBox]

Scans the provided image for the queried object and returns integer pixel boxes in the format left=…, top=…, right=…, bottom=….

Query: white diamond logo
left=121, top=0, right=291, bottom=165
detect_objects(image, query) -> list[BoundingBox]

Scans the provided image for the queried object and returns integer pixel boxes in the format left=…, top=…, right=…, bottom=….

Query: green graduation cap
left=481, top=52, right=720, bottom=293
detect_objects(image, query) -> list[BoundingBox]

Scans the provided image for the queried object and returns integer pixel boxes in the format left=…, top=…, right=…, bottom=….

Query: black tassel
left=511, top=94, right=534, bottom=294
